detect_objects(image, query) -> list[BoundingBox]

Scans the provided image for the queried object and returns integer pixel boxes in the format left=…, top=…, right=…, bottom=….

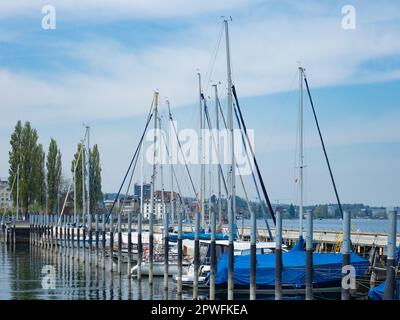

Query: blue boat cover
left=368, top=246, right=400, bottom=300
left=168, top=225, right=237, bottom=242
left=368, top=280, right=400, bottom=300
left=168, top=232, right=229, bottom=242
left=214, top=237, right=369, bottom=288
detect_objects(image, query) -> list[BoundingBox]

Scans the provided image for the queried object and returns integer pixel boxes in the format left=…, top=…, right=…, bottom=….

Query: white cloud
left=1, top=1, right=400, bottom=205
left=1, top=4, right=400, bottom=128
left=0, top=0, right=256, bottom=20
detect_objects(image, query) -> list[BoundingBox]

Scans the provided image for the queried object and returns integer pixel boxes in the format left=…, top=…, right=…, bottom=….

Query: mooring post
left=39, top=214, right=44, bottom=248
left=63, top=215, right=67, bottom=256
left=102, top=212, right=106, bottom=270
left=306, top=209, right=313, bottom=300
left=28, top=215, right=32, bottom=245
left=88, top=212, right=93, bottom=261
left=63, top=215, right=67, bottom=253
left=193, top=206, right=200, bottom=299
left=45, top=215, right=49, bottom=249
left=62, top=215, right=66, bottom=255
left=39, top=214, right=42, bottom=248
left=67, top=216, right=71, bottom=257
left=250, top=194, right=257, bottom=300
left=109, top=211, right=114, bottom=273
left=58, top=215, right=62, bottom=253
left=51, top=215, right=55, bottom=250
left=384, top=208, right=397, bottom=300
left=50, top=215, right=53, bottom=250
left=40, top=214, right=43, bottom=248
left=12, top=214, right=16, bottom=245
left=137, top=201, right=142, bottom=281
left=48, top=215, right=51, bottom=249
left=210, top=191, right=216, bottom=300
left=275, top=210, right=283, bottom=300
left=82, top=212, right=86, bottom=265
left=127, top=210, right=132, bottom=277
left=177, top=206, right=183, bottom=297
left=95, top=212, right=99, bottom=267
left=55, top=215, right=58, bottom=253
left=44, top=215, right=47, bottom=249
left=72, top=215, right=75, bottom=259
left=76, top=214, right=80, bottom=261
left=36, top=214, right=40, bottom=247
left=341, top=210, right=351, bottom=300
left=117, top=210, right=122, bottom=275
left=163, top=201, right=169, bottom=295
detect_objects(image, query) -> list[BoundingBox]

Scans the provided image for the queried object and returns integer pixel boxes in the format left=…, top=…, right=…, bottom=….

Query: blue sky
left=0, top=0, right=399, bottom=207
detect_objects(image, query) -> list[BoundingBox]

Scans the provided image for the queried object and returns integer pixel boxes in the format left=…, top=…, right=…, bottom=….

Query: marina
left=0, top=2, right=399, bottom=306
left=0, top=214, right=398, bottom=300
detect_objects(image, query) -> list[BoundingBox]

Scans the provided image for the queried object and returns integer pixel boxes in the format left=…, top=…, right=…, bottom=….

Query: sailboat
left=211, top=66, right=370, bottom=295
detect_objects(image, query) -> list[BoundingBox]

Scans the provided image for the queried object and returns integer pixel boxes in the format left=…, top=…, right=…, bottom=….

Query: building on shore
left=0, top=178, right=12, bottom=212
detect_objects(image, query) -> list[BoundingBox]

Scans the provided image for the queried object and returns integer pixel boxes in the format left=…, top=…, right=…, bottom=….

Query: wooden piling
left=109, top=211, right=114, bottom=273
left=384, top=208, right=397, bottom=300
left=76, top=215, right=80, bottom=261
left=127, top=210, right=132, bottom=277
left=117, top=210, right=122, bottom=275
left=102, top=212, right=106, bottom=270
left=95, top=212, right=99, bottom=267
left=341, top=210, right=351, bottom=300
left=177, top=205, right=183, bottom=297
left=275, top=210, right=282, bottom=300
left=306, top=209, right=313, bottom=300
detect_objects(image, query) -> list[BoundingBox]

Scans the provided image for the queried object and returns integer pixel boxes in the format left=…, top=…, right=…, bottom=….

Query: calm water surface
left=242, top=218, right=399, bottom=233
left=0, top=244, right=183, bottom=300
left=2, top=218, right=392, bottom=300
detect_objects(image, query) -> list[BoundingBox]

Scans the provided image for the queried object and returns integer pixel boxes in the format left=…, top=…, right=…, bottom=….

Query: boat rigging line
left=232, top=84, right=277, bottom=226
left=302, top=71, right=344, bottom=219
left=104, top=98, right=155, bottom=224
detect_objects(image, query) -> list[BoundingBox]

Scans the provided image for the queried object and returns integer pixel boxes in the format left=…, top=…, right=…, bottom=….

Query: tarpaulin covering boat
left=214, top=237, right=369, bottom=289
left=368, top=280, right=400, bottom=300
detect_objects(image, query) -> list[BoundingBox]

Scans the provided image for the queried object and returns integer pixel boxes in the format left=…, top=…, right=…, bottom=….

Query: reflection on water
left=0, top=244, right=343, bottom=300
left=0, top=244, right=184, bottom=300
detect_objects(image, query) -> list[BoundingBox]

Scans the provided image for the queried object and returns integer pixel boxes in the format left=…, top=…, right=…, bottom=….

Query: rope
left=104, top=99, right=154, bottom=224
left=231, top=85, right=276, bottom=226
left=167, top=102, right=199, bottom=203
left=302, top=73, right=343, bottom=219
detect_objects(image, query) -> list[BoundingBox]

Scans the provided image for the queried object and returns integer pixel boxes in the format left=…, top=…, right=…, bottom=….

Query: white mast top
left=299, top=66, right=304, bottom=237
left=224, top=18, right=236, bottom=241
left=198, top=72, right=205, bottom=230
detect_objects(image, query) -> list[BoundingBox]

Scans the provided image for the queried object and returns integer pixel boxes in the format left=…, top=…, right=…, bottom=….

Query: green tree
left=89, top=144, right=103, bottom=213
left=8, top=121, right=45, bottom=218
left=8, top=121, right=22, bottom=208
left=71, top=143, right=84, bottom=213
left=46, top=138, right=62, bottom=213
left=71, top=143, right=103, bottom=214
left=36, top=144, right=46, bottom=209
left=288, top=204, right=296, bottom=219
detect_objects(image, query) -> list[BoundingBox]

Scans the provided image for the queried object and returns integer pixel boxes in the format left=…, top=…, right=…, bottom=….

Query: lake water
left=240, top=218, right=399, bottom=233
left=0, top=244, right=181, bottom=300
left=0, top=244, right=343, bottom=300
left=1, top=217, right=396, bottom=300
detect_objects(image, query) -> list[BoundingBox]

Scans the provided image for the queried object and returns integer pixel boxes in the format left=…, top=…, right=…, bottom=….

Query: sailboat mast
left=166, top=100, right=175, bottom=230
left=299, top=66, right=304, bottom=237
left=138, top=130, right=144, bottom=281
left=16, top=165, right=19, bottom=220
left=149, top=91, right=159, bottom=285
left=81, top=139, right=86, bottom=226
left=86, top=125, right=91, bottom=242
left=224, top=18, right=235, bottom=301
left=213, top=84, right=222, bottom=229
left=193, top=72, right=202, bottom=299
left=198, top=73, right=205, bottom=230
